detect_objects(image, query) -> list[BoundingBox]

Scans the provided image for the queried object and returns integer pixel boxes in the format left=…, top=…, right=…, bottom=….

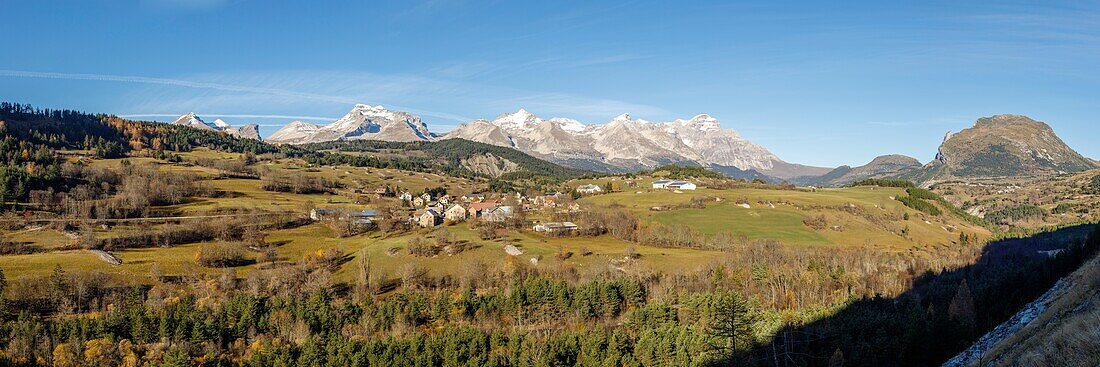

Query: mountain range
left=267, top=105, right=830, bottom=178
left=262, top=104, right=1096, bottom=185
left=171, top=113, right=261, bottom=140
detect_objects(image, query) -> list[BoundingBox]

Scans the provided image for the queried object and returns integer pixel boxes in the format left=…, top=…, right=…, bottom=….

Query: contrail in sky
left=119, top=113, right=337, bottom=123
left=0, top=69, right=471, bottom=122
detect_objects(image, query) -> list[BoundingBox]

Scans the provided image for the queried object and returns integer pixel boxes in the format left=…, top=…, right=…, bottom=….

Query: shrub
left=803, top=214, right=829, bottom=230
left=302, top=248, right=344, bottom=270
left=195, top=243, right=248, bottom=267
left=1052, top=203, right=1075, bottom=214
left=895, top=195, right=941, bottom=215
left=849, top=178, right=914, bottom=188
left=407, top=236, right=440, bottom=257
left=985, top=204, right=1046, bottom=225
left=1083, top=174, right=1100, bottom=194
left=906, top=187, right=940, bottom=200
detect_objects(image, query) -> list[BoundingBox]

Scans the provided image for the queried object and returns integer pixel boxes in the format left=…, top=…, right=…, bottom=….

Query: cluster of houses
left=399, top=191, right=520, bottom=228
left=314, top=187, right=593, bottom=230
left=652, top=180, right=697, bottom=190
left=409, top=197, right=518, bottom=228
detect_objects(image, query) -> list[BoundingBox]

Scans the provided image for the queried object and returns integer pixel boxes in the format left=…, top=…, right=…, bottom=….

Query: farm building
left=667, top=181, right=697, bottom=190
left=469, top=200, right=501, bottom=217
left=461, top=193, right=486, bottom=202
left=533, top=221, right=578, bottom=233
left=350, top=209, right=382, bottom=225
left=575, top=184, right=603, bottom=194
left=653, top=180, right=696, bottom=190
left=311, top=208, right=381, bottom=225
left=415, top=209, right=443, bottom=227
left=444, top=204, right=467, bottom=222
left=310, top=208, right=342, bottom=221
left=481, top=206, right=516, bottom=222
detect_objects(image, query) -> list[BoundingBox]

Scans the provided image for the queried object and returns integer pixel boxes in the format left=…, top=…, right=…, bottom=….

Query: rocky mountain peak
left=492, top=108, right=541, bottom=130
left=672, top=114, right=722, bottom=132
left=168, top=113, right=260, bottom=140
left=267, top=104, right=432, bottom=144
left=447, top=110, right=827, bottom=178
left=924, top=114, right=1097, bottom=180
left=171, top=112, right=217, bottom=130
left=548, top=117, right=586, bottom=132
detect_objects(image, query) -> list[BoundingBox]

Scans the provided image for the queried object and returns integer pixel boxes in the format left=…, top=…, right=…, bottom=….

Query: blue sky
left=2, top=0, right=1098, bottom=167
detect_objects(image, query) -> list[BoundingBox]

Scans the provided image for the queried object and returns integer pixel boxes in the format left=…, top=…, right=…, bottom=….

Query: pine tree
left=948, top=278, right=976, bottom=331
left=706, top=291, right=756, bottom=362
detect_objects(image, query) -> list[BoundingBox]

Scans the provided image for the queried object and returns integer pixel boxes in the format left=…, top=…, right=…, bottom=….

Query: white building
left=533, top=221, right=579, bottom=233
left=575, top=184, right=603, bottom=194
left=653, top=180, right=695, bottom=190
left=666, top=181, right=696, bottom=190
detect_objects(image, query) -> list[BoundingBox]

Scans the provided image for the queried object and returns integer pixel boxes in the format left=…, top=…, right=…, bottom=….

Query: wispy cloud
left=0, top=69, right=358, bottom=104
left=0, top=68, right=667, bottom=126
left=142, top=0, right=228, bottom=11
left=0, top=69, right=472, bottom=122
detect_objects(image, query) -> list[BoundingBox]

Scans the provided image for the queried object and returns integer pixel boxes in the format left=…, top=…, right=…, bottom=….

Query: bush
left=195, top=243, right=248, bottom=267
left=985, top=204, right=1046, bottom=225
left=803, top=214, right=829, bottom=230
left=302, top=248, right=344, bottom=270
left=1083, top=174, right=1100, bottom=194
left=849, top=178, right=914, bottom=188
left=895, top=195, right=941, bottom=215
left=906, top=187, right=940, bottom=200
left=407, top=236, right=440, bottom=257
left=1052, top=203, right=1076, bottom=214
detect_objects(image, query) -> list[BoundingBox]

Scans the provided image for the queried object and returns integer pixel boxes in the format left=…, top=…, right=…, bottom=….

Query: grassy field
left=0, top=221, right=720, bottom=284
left=0, top=154, right=991, bottom=284
left=577, top=179, right=991, bottom=249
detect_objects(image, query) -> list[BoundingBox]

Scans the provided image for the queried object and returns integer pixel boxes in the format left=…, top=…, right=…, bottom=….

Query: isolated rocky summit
left=910, top=114, right=1097, bottom=182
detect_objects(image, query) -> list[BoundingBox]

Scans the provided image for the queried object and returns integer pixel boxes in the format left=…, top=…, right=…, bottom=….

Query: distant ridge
left=171, top=113, right=261, bottom=140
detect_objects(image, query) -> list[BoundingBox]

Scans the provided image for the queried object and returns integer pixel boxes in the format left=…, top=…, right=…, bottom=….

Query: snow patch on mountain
left=169, top=113, right=261, bottom=140
left=446, top=109, right=821, bottom=177
left=267, top=104, right=434, bottom=144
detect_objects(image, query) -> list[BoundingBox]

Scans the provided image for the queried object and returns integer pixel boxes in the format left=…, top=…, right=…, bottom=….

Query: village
left=306, top=178, right=699, bottom=237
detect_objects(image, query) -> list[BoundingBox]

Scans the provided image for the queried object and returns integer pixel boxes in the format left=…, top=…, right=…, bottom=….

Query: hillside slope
left=793, top=154, right=923, bottom=187
left=946, top=253, right=1099, bottom=367
left=301, top=138, right=589, bottom=180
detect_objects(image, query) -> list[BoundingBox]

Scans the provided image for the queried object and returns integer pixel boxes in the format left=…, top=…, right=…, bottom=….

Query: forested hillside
left=302, top=138, right=589, bottom=180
